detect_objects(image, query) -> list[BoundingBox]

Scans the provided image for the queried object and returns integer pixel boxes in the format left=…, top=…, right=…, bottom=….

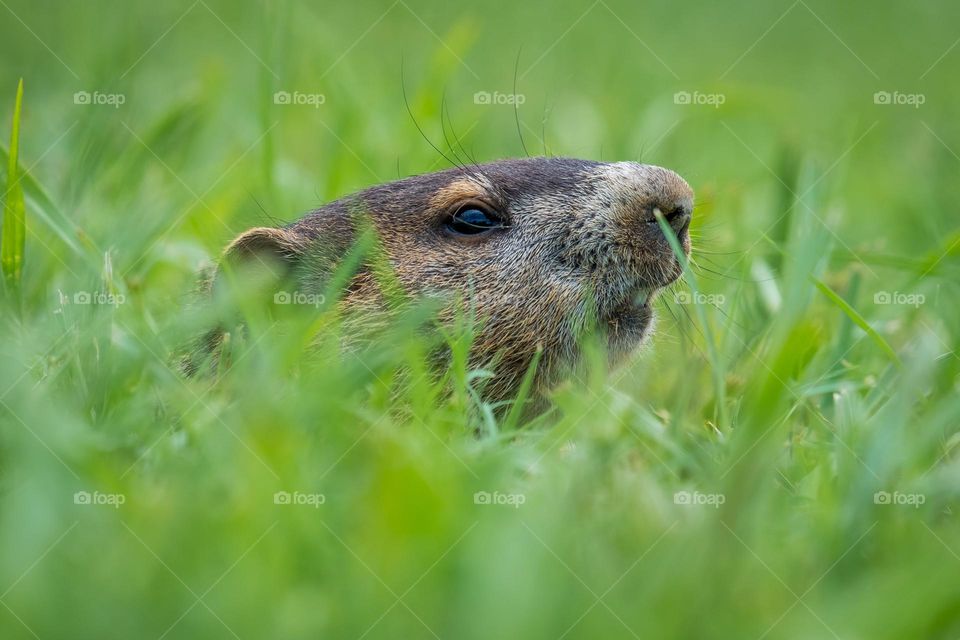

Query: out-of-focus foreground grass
left=1, top=1, right=959, bottom=638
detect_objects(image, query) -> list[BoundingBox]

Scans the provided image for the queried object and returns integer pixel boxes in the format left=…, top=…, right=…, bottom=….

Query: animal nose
left=655, top=202, right=693, bottom=233
left=599, top=162, right=694, bottom=235
left=655, top=199, right=692, bottom=233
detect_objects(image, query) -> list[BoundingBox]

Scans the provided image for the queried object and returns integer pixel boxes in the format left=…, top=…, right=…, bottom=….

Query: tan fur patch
left=428, top=175, right=495, bottom=211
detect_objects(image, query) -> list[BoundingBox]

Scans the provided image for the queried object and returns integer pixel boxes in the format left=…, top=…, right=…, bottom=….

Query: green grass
left=1, top=0, right=959, bottom=638
left=1, top=78, right=24, bottom=299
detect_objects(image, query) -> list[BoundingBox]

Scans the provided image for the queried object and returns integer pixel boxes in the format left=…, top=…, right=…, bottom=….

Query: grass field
left=1, top=1, right=959, bottom=638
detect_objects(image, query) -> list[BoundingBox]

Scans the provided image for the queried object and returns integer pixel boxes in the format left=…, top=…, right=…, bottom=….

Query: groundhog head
left=215, top=157, right=693, bottom=403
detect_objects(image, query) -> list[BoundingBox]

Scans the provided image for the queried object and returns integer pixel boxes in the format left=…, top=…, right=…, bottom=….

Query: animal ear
left=222, top=226, right=305, bottom=270
left=181, top=227, right=308, bottom=378
left=215, top=226, right=307, bottom=297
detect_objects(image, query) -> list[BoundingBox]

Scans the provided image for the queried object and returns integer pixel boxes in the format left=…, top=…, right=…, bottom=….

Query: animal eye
left=445, top=206, right=504, bottom=236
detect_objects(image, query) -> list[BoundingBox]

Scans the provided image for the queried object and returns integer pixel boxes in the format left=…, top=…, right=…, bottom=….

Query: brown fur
left=203, top=157, right=693, bottom=403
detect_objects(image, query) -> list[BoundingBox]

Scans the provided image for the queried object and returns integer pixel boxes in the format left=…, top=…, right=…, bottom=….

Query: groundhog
left=197, top=157, right=693, bottom=405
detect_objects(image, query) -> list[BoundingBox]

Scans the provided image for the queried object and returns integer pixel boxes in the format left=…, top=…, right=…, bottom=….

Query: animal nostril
left=665, top=205, right=686, bottom=222
left=650, top=203, right=690, bottom=226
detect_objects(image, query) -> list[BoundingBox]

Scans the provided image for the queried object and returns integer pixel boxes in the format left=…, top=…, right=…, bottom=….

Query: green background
left=1, top=1, right=959, bottom=638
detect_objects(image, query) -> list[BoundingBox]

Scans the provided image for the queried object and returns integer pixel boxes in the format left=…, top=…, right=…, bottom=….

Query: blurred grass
left=1, top=0, right=959, bottom=638
left=1, top=78, right=24, bottom=298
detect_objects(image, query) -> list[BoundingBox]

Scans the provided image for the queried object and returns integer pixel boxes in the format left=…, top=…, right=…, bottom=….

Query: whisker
left=401, top=59, right=466, bottom=172
left=513, top=49, right=530, bottom=158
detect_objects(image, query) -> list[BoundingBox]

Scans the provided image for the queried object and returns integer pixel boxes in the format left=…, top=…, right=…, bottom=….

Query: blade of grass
left=0, top=145, right=86, bottom=258
left=2, top=79, right=25, bottom=297
left=811, top=275, right=901, bottom=366
left=502, top=346, right=543, bottom=432
left=656, top=212, right=729, bottom=430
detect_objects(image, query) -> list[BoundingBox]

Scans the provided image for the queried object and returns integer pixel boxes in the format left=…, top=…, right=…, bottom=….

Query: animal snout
left=597, top=162, right=693, bottom=235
